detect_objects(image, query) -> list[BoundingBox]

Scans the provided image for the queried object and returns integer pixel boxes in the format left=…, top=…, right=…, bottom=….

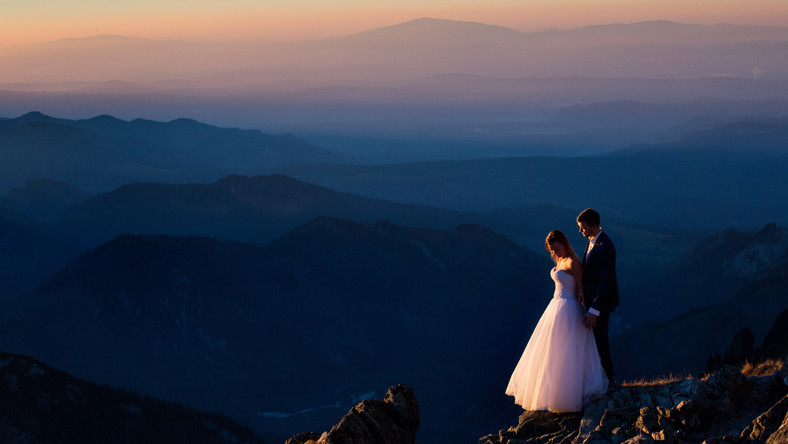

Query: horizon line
left=4, top=16, right=787, bottom=50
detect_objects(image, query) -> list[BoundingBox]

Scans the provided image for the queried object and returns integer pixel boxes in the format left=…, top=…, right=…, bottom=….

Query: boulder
left=288, top=385, right=419, bottom=444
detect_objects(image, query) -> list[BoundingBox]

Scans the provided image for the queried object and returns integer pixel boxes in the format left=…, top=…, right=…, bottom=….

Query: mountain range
left=44, top=174, right=480, bottom=250
left=2, top=19, right=788, bottom=158
left=0, top=173, right=490, bottom=304
left=0, top=170, right=705, bottom=315
left=612, top=223, right=788, bottom=378
left=1, top=213, right=785, bottom=441
left=2, top=19, right=787, bottom=87
left=5, top=111, right=787, bottom=232
left=270, top=140, right=788, bottom=230
left=0, top=217, right=550, bottom=443
left=0, top=112, right=337, bottom=191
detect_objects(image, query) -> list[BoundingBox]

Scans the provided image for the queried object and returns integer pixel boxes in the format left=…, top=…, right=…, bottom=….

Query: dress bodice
left=551, top=267, right=577, bottom=300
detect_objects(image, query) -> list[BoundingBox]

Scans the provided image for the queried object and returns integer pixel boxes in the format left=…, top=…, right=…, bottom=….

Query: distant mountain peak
left=168, top=117, right=202, bottom=126
left=21, top=111, right=48, bottom=119
left=17, top=111, right=57, bottom=122
left=343, top=16, right=523, bottom=42
left=83, top=114, right=126, bottom=124
left=0, top=111, right=70, bottom=128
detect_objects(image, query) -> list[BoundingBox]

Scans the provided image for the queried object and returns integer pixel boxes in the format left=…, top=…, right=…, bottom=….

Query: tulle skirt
left=506, top=297, right=608, bottom=412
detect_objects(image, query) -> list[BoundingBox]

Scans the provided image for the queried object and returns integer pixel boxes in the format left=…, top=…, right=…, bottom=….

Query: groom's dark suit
left=582, top=230, right=619, bottom=381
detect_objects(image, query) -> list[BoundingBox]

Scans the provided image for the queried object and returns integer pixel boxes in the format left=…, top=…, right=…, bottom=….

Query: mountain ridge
left=43, top=173, right=486, bottom=251
left=612, top=223, right=788, bottom=379
left=0, top=349, right=265, bottom=443
left=0, top=112, right=338, bottom=191
left=8, top=19, right=788, bottom=51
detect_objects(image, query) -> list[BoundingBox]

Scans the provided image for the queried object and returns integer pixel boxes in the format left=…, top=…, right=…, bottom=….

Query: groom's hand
left=583, top=312, right=598, bottom=329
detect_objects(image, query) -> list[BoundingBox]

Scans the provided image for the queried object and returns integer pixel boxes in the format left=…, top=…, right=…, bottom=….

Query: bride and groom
left=506, top=208, right=619, bottom=412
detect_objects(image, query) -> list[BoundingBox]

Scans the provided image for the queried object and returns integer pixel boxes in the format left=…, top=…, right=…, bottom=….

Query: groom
left=577, top=208, right=619, bottom=383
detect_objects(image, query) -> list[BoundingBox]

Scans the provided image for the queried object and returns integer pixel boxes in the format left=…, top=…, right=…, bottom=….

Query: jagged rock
left=286, top=432, right=322, bottom=444
left=755, top=309, right=788, bottom=361
left=480, top=362, right=788, bottom=444
left=708, top=309, right=788, bottom=375
left=741, top=394, right=788, bottom=441
left=780, top=355, right=788, bottom=386
left=288, top=385, right=419, bottom=444
left=721, top=328, right=755, bottom=367
left=766, top=411, right=788, bottom=444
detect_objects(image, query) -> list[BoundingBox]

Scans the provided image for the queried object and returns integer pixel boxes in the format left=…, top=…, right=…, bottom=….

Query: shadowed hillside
left=0, top=350, right=264, bottom=443
left=0, top=178, right=88, bottom=219
left=612, top=224, right=788, bottom=379
left=0, top=218, right=551, bottom=442
left=0, top=211, right=75, bottom=301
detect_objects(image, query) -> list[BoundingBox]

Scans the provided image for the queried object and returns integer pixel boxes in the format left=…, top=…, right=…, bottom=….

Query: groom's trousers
left=593, top=312, right=614, bottom=381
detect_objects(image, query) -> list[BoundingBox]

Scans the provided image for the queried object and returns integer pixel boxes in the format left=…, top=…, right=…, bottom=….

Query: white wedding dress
left=506, top=267, right=608, bottom=412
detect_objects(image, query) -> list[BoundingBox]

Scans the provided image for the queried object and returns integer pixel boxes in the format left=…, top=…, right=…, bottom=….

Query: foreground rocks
left=287, top=384, right=420, bottom=444
left=480, top=360, right=788, bottom=443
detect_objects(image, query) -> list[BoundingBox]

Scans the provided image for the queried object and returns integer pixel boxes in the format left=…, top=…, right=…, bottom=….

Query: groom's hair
left=577, top=208, right=601, bottom=226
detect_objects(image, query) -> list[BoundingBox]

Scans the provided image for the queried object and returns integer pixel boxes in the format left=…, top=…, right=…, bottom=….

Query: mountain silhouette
left=0, top=350, right=264, bottom=443
left=270, top=135, right=788, bottom=230
left=626, top=119, right=788, bottom=153
left=44, top=174, right=485, bottom=252
left=340, top=17, right=524, bottom=48
left=0, top=118, right=165, bottom=190
left=0, top=112, right=338, bottom=191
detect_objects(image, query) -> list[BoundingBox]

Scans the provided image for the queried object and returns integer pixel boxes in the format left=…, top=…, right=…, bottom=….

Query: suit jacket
left=582, top=230, right=619, bottom=313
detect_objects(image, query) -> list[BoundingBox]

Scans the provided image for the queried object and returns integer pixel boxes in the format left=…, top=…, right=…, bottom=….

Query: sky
left=2, top=0, right=787, bottom=48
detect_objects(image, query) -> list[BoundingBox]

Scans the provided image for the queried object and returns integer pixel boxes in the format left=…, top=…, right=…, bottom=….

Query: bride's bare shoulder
left=569, top=257, right=583, bottom=272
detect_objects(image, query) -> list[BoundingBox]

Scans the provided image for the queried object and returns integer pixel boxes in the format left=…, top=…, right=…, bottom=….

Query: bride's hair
left=545, top=230, right=579, bottom=263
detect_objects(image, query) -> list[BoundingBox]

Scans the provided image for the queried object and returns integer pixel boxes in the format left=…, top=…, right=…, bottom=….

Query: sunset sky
left=2, top=0, right=787, bottom=48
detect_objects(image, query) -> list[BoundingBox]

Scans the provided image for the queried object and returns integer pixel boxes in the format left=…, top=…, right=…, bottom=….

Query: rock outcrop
left=287, top=384, right=420, bottom=444
left=480, top=360, right=788, bottom=443
left=706, top=308, right=788, bottom=374
left=755, top=309, right=788, bottom=362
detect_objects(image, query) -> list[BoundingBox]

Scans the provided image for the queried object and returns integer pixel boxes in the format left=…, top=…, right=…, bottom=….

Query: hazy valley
left=3, top=19, right=788, bottom=160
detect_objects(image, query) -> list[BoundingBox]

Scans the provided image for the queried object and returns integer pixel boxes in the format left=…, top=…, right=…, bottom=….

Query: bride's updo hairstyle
left=545, top=230, right=579, bottom=263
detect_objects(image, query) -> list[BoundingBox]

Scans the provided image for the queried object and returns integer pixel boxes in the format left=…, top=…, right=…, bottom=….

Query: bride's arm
left=570, top=258, right=584, bottom=303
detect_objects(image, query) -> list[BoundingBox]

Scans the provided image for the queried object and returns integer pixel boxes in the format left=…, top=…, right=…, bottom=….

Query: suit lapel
left=586, top=233, right=603, bottom=266
left=583, top=240, right=590, bottom=267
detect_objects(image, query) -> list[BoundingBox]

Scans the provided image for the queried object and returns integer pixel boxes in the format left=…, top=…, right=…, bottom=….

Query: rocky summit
left=480, top=360, right=788, bottom=444
left=287, top=385, right=420, bottom=444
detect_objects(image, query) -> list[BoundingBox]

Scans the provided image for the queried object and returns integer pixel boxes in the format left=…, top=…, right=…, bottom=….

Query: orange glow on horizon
left=1, top=1, right=787, bottom=48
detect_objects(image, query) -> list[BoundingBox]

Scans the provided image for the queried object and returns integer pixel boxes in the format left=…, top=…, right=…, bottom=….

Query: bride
left=506, top=230, right=608, bottom=412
